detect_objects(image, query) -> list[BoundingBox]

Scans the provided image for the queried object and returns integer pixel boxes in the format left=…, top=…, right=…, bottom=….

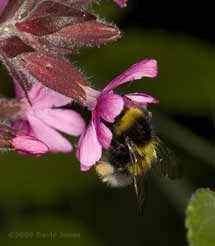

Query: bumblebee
left=95, top=107, right=179, bottom=208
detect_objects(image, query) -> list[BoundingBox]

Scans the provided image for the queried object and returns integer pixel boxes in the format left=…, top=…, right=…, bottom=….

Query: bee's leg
left=125, top=137, right=139, bottom=200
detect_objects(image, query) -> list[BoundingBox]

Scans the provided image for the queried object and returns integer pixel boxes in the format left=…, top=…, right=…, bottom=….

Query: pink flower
left=11, top=134, right=49, bottom=156
left=114, top=0, right=127, bottom=7
left=77, top=59, right=159, bottom=171
left=0, top=123, right=49, bottom=155
left=13, top=82, right=86, bottom=153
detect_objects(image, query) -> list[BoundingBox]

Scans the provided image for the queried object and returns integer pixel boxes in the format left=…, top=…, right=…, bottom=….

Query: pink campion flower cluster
left=0, top=0, right=159, bottom=174
left=0, top=0, right=121, bottom=154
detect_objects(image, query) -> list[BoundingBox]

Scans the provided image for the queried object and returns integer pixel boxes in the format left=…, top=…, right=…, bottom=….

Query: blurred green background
left=0, top=0, right=215, bottom=245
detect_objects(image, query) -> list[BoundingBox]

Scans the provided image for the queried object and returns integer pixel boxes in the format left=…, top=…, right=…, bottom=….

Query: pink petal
left=103, top=59, right=158, bottom=92
left=80, top=164, right=91, bottom=171
left=82, top=86, right=100, bottom=110
left=15, top=81, right=72, bottom=108
left=96, top=93, right=124, bottom=123
left=124, top=93, right=159, bottom=108
left=11, top=135, right=49, bottom=156
left=27, top=113, right=72, bottom=153
left=34, top=108, right=85, bottom=136
left=12, top=119, right=31, bottom=135
left=77, top=120, right=102, bottom=170
left=14, top=81, right=26, bottom=100
left=0, top=0, right=8, bottom=15
left=29, top=82, right=72, bottom=107
left=96, top=121, right=112, bottom=149
left=113, top=0, right=127, bottom=7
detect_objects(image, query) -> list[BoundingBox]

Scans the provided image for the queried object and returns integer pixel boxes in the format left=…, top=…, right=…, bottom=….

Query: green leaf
left=186, top=188, right=215, bottom=246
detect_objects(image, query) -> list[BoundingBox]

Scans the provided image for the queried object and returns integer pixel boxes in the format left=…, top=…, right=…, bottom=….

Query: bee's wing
left=125, top=137, right=147, bottom=212
left=133, top=172, right=148, bottom=213
left=152, top=137, right=181, bottom=179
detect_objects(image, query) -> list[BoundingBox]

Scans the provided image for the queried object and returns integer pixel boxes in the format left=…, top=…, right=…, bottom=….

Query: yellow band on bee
left=115, top=108, right=143, bottom=136
left=127, top=143, right=156, bottom=175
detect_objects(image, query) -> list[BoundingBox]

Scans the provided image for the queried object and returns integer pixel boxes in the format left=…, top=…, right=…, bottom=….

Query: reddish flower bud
left=16, top=52, right=88, bottom=103
left=15, top=2, right=96, bottom=36
left=0, top=36, right=34, bottom=58
left=0, top=0, right=121, bottom=99
left=46, top=20, right=121, bottom=48
left=1, top=0, right=120, bottom=55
